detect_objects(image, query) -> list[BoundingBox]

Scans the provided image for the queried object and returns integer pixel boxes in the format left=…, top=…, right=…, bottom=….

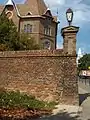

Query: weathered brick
left=0, top=26, right=79, bottom=105
left=0, top=50, right=78, bottom=105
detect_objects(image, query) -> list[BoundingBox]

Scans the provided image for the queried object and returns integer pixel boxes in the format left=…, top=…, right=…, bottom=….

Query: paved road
left=79, top=79, right=90, bottom=92
left=27, top=80, right=90, bottom=120
left=31, top=81, right=90, bottom=120
left=79, top=81, right=90, bottom=120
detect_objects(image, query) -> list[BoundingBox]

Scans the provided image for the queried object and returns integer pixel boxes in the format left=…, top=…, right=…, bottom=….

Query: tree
left=78, top=54, right=90, bottom=71
left=0, top=14, right=18, bottom=51
left=0, top=14, right=41, bottom=51
left=19, top=32, right=41, bottom=50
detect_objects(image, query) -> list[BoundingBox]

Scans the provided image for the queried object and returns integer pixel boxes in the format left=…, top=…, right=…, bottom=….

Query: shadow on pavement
left=30, top=112, right=80, bottom=120
left=0, top=112, right=80, bottom=120
left=79, top=93, right=90, bottom=105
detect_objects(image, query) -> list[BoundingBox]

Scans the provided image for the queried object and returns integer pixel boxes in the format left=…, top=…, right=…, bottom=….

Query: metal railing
left=78, top=76, right=90, bottom=86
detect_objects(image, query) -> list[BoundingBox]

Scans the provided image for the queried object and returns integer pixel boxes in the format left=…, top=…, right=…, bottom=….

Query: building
left=77, top=48, right=83, bottom=65
left=79, top=70, right=90, bottom=77
left=0, top=0, right=58, bottom=49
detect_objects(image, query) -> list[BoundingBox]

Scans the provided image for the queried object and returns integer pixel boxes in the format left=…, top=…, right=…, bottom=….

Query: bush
left=0, top=14, right=41, bottom=51
left=0, top=91, right=56, bottom=110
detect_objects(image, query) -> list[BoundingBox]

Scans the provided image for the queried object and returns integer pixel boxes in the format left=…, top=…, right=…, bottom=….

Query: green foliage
left=78, top=54, right=90, bottom=70
left=19, top=33, right=41, bottom=50
left=45, top=101, right=57, bottom=109
left=0, top=90, right=56, bottom=110
left=0, top=14, right=18, bottom=50
left=0, top=14, right=41, bottom=51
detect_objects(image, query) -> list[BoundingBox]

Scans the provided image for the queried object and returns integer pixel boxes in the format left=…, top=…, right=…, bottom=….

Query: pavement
left=80, top=97, right=90, bottom=120
left=33, top=104, right=81, bottom=120
left=52, top=104, right=82, bottom=119
left=50, top=81, right=90, bottom=120
left=78, top=81, right=90, bottom=120
left=32, top=80, right=90, bottom=120
left=52, top=104, right=81, bottom=117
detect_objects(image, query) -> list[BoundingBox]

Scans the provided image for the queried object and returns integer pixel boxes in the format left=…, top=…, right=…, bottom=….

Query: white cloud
left=44, top=0, right=90, bottom=50
left=44, top=0, right=65, bottom=7
left=44, top=0, right=90, bottom=26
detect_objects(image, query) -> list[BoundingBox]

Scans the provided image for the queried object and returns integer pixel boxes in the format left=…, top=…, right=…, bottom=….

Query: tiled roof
left=17, top=0, right=47, bottom=16
left=0, top=0, right=57, bottom=23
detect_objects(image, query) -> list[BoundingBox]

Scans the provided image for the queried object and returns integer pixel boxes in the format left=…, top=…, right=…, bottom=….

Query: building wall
left=0, top=50, right=78, bottom=105
left=20, top=18, right=40, bottom=43
left=39, top=18, right=57, bottom=49
left=19, top=17, right=57, bottom=48
left=1, top=2, right=57, bottom=49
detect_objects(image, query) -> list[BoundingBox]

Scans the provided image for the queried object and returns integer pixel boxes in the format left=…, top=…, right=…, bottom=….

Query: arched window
left=43, top=40, right=51, bottom=49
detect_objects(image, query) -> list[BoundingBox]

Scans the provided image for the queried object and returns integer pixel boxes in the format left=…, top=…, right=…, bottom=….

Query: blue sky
left=1, top=0, right=90, bottom=53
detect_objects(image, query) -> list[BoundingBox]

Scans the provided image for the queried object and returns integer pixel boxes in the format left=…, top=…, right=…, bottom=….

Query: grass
left=0, top=90, right=57, bottom=110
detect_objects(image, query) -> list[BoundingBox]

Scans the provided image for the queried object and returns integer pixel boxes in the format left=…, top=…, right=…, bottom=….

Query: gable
left=0, top=4, right=19, bottom=29
left=17, top=0, right=47, bottom=16
left=43, top=9, right=52, bottom=17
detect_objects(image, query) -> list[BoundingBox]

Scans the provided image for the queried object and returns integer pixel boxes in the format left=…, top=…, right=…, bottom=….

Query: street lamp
left=66, top=8, right=73, bottom=26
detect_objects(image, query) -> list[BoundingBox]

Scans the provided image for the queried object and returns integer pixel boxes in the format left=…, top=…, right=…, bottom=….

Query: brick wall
left=0, top=50, right=78, bottom=105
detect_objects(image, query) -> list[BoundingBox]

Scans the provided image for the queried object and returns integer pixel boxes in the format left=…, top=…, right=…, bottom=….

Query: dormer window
left=43, top=8, right=52, bottom=17
left=27, top=12, right=32, bottom=15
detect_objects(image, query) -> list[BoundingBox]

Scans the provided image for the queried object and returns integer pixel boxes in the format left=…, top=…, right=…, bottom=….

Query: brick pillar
left=61, top=26, right=79, bottom=55
left=61, top=26, right=79, bottom=105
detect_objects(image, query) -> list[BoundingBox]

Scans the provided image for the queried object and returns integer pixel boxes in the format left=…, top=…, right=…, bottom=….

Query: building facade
left=0, top=0, right=58, bottom=49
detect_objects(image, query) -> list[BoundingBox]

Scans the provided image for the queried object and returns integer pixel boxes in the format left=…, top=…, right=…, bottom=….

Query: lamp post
left=66, top=8, right=73, bottom=26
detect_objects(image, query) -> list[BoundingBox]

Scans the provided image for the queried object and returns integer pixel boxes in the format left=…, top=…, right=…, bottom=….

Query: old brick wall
left=0, top=50, right=78, bottom=105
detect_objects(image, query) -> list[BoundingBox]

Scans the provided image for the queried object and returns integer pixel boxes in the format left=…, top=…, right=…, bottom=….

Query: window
left=24, top=24, right=32, bottom=33
left=27, top=24, right=32, bottom=33
left=48, top=28, right=51, bottom=36
left=30, top=25, right=33, bottom=33
left=24, top=25, right=27, bottom=33
left=44, top=27, right=47, bottom=35
left=44, top=27, right=51, bottom=36
left=44, top=41, right=51, bottom=49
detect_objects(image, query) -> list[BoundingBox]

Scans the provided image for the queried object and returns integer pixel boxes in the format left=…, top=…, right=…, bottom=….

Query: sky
left=1, top=0, right=90, bottom=53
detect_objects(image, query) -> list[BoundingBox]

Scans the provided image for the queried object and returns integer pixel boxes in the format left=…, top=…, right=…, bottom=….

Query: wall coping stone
left=0, top=50, right=77, bottom=58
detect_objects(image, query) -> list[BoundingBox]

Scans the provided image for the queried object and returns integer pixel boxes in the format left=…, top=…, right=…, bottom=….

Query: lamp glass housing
left=66, top=12, right=72, bottom=22
left=66, top=8, right=73, bottom=25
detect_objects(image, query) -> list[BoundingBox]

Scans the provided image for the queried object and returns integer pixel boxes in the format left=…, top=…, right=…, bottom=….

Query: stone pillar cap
left=61, top=26, right=79, bottom=36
